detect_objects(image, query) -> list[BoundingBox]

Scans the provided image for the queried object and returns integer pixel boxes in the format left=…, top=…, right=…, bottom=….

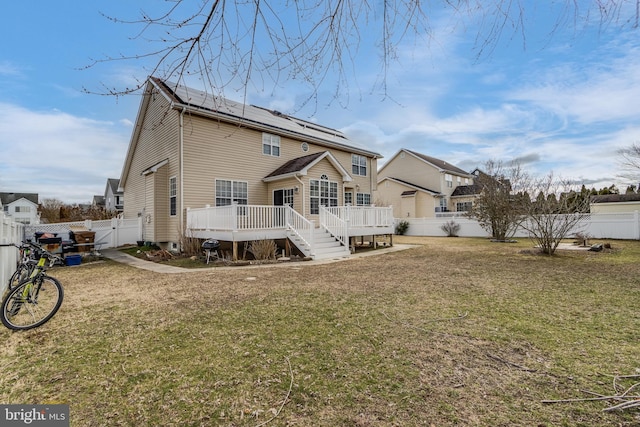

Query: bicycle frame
left=18, top=256, right=48, bottom=300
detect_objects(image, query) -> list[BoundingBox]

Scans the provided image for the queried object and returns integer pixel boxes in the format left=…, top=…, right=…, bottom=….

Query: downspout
left=295, top=175, right=305, bottom=216
left=370, top=155, right=376, bottom=204
left=179, top=106, right=186, bottom=240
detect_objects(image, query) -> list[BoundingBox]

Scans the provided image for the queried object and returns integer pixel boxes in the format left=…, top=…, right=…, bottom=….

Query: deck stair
left=287, top=227, right=351, bottom=260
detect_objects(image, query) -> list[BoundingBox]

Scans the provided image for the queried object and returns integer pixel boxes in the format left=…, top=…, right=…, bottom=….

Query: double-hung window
left=216, top=179, right=248, bottom=206
left=356, top=193, right=371, bottom=206
left=169, top=177, right=177, bottom=216
left=310, top=175, right=338, bottom=214
left=262, top=133, right=280, bottom=157
left=351, top=154, right=367, bottom=176
left=438, top=197, right=448, bottom=212
left=445, top=174, right=453, bottom=188
left=456, top=201, right=473, bottom=212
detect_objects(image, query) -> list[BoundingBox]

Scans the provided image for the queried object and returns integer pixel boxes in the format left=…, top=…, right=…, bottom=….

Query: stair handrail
left=319, top=206, right=348, bottom=247
left=285, top=206, right=315, bottom=256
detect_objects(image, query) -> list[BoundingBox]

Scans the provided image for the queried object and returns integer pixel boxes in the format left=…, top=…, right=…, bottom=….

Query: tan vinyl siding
left=377, top=151, right=474, bottom=202
left=376, top=178, right=438, bottom=218
left=143, top=174, right=155, bottom=241
left=123, top=90, right=180, bottom=218
left=590, top=202, right=640, bottom=214
left=375, top=179, right=404, bottom=217
left=415, top=192, right=437, bottom=217
left=180, top=115, right=376, bottom=216
left=378, top=153, right=441, bottom=191
left=153, top=165, right=169, bottom=241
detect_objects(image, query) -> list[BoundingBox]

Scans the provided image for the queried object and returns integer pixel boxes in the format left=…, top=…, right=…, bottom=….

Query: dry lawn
left=1, top=236, right=639, bottom=426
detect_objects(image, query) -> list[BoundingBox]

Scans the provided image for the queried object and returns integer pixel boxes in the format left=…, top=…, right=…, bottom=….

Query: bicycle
left=6, top=243, right=38, bottom=292
left=1, top=241, right=64, bottom=331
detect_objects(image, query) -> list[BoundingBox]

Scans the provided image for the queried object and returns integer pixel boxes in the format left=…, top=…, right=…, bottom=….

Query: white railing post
left=232, top=202, right=239, bottom=231
left=111, top=217, right=118, bottom=247
left=310, top=220, right=315, bottom=256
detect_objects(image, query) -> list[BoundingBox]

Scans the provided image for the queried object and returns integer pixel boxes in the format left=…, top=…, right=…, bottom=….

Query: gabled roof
left=379, top=177, right=441, bottom=196
left=263, top=151, right=352, bottom=182
left=379, top=148, right=472, bottom=177
left=105, top=178, right=122, bottom=196
left=150, top=77, right=381, bottom=158
left=0, top=192, right=39, bottom=205
left=403, top=149, right=471, bottom=176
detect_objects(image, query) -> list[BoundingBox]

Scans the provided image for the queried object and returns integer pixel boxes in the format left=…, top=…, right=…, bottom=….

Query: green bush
left=395, top=220, right=410, bottom=235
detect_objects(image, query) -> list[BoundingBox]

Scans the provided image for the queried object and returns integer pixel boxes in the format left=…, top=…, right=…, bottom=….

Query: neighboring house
left=119, top=77, right=393, bottom=259
left=0, top=193, right=40, bottom=225
left=92, top=195, right=105, bottom=208
left=375, top=149, right=477, bottom=218
left=104, top=178, right=124, bottom=212
left=590, top=193, right=640, bottom=213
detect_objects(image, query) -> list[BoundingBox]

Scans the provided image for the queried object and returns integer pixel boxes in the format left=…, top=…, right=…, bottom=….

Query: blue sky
left=1, top=1, right=640, bottom=203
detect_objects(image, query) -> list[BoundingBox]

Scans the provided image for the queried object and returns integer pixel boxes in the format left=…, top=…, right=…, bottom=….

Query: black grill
left=202, top=239, right=220, bottom=264
left=202, top=239, right=220, bottom=250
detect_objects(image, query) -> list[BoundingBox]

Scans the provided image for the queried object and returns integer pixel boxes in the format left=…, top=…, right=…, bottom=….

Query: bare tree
left=520, top=173, right=591, bottom=255
left=617, top=142, right=640, bottom=185
left=85, top=1, right=640, bottom=107
left=468, top=160, right=529, bottom=241
left=39, top=198, right=64, bottom=224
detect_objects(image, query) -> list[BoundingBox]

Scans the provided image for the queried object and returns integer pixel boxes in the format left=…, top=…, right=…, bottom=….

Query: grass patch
left=1, top=237, right=639, bottom=426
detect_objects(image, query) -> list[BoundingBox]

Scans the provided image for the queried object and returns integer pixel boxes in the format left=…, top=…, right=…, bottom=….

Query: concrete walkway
left=100, top=244, right=417, bottom=274
left=100, top=249, right=191, bottom=274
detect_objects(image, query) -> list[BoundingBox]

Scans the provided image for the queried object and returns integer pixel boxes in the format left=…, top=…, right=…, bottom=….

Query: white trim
left=262, top=151, right=353, bottom=183
left=141, top=158, right=169, bottom=176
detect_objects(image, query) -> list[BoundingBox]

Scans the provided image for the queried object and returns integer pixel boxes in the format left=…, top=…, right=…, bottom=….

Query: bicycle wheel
left=1, top=276, right=64, bottom=330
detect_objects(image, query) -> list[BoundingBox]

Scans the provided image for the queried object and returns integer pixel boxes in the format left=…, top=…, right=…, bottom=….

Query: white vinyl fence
left=26, top=217, right=143, bottom=250
left=399, top=211, right=640, bottom=240
left=1, top=212, right=25, bottom=294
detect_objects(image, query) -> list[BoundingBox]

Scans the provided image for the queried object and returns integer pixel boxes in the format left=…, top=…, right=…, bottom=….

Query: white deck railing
left=187, top=204, right=288, bottom=231
left=187, top=204, right=394, bottom=234
left=320, top=207, right=348, bottom=246
left=324, top=205, right=395, bottom=228
left=286, top=207, right=315, bottom=254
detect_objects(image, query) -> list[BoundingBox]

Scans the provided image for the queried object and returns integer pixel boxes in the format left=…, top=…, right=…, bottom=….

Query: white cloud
left=0, top=103, right=130, bottom=203
left=0, top=60, right=23, bottom=77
